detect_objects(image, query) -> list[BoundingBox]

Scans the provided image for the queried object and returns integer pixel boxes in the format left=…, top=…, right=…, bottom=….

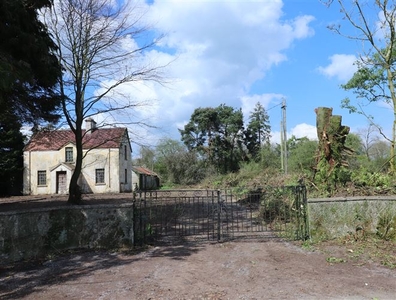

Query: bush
left=259, top=198, right=291, bottom=224
left=351, top=169, right=391, bottom=188
left=377, top=211, right=396, bottom=241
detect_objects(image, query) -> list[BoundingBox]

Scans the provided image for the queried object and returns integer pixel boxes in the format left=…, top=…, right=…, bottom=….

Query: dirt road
left=1, top=238, right=395, bottom=300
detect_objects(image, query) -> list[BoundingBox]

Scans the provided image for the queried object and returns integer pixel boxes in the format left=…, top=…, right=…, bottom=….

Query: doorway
left=56, top=171, right=67, bottom=194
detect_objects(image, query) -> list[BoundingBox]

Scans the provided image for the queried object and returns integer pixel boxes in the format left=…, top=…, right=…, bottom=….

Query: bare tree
left=324, top=0, right=396, bottom=173
left=355, top=123, right=384, bottom=161
left=42, top=0, right=166, bottom=203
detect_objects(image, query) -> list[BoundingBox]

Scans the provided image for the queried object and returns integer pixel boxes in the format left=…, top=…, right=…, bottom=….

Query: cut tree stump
left=314, top=107, right=351, bottom=181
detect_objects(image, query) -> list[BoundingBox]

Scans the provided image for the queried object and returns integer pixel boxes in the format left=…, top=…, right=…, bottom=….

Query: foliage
left=343, top=132, right=391, bottom=175
left=136, top=146, right=156, bottom=171
left=153, top=107, right=393, bottom=199
left=315, top=159, right=351, bottom=192
left=259, top=144, right=281, bottom=170
left=157, top=139, right=208, bottom=186
left=377, top=211, right=396, bottom=241
left=259, top=195, right=291, bottom=224
left=351, top=169, right=391, bottom=188
left=180, top=104, right=246, bottom=174
left=135, top=138, right=208, bottom=187
left=287, top=136, right=317, bottom=175
left=345, top=133, right=363, bottom=154
left=0, top=113, right=25, bottom=196
left=0, top=0, right=62, bottom=126
left=0, top=0, right=62, bottom=196
left=245, top=102, right=271, bottom=161
left=329, top=0, right=396, bottom=172
left=179, top=103, right=273, bottom=175
left=366, top=140, right=391, bottom=172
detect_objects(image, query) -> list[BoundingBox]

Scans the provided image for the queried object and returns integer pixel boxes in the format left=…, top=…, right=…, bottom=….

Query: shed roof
left=132, top=166, right=158, bottom=176
left=24, top=128, right=128, bottom=151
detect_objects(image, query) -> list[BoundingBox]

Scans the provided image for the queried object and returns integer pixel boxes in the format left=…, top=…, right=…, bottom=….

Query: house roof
left=24, top=128, right=128, bottom=151
left=132, top=166, right=158, bottom=176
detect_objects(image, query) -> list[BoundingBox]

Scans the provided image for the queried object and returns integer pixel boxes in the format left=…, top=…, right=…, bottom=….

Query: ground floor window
left=125, top=169, right=128, bottom=183
left=95, top=168, right=105, bottom=184
left=37, top=170, right=47, bottom=186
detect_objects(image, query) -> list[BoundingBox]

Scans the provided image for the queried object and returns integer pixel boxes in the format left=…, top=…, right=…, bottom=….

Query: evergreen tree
left=180, top=104, right=245, bottom=174
left=0, top=0, right=62, bottom=125
left=245, top=102, right=271, bottom=160
left=0, top=0, right=62, bottom=196
left=0, top=111, right=25, bottom=196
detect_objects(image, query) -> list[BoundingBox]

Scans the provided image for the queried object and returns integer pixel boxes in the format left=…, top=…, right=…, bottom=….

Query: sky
left=92, top=0, right=394, bottom=151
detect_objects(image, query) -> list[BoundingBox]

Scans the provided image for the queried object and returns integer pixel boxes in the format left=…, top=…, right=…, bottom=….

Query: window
left=124, top=169, right=128, bottom=183
left=65, top=147, right=73, bottom=162
left=124, top=145, right=127, bottom=160
left=37, top=170, right=47, bottom=186
left=95, top=168, right=105, bottom=184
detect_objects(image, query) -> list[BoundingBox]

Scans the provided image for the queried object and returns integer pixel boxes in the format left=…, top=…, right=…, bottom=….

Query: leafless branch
left=41, top=0, right=169, bottom=202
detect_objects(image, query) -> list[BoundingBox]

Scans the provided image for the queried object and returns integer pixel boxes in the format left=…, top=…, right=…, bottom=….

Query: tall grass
left=308, top=198, right=396, bottom=241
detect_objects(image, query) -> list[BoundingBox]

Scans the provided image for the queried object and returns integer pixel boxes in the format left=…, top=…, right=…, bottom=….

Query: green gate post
left=217, top=190, right=221, bottom=242
left=295, top=187, right=301, bottom=240
left=294, top=185, right=310, bottom=240
left=301, top=185, right=310, bottom=240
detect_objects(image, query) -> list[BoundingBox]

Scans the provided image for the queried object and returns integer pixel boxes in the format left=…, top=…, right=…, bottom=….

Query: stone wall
left=0, top=204, right=134, bottom=264
left=308, top=196, right=396, bottom=240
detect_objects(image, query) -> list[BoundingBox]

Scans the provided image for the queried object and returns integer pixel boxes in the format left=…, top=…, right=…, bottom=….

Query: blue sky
left=94, top=0, right=393, bottom=149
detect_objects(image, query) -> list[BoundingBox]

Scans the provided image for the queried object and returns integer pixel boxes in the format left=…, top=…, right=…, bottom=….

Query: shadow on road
left=0, top=250, right=130, bottom=299
left=0, top=241, right=202, bottom=299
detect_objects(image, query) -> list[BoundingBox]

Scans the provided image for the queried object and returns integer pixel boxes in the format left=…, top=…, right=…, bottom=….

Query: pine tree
left=245, top=102, right=271, bottom=161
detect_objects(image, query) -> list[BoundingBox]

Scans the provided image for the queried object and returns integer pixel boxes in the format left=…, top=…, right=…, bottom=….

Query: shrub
left=351, top=169, right=391, bottom=188
left=377, top=211, right=396, bottom=241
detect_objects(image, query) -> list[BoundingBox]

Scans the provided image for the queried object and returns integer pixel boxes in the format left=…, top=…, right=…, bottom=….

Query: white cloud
left=241, top=93, right=284, bottom=122
left=292, top=15, right=315, bottom=39
left=271, top=123, right=317, bottom=144
left=90, top=0, right=315, bottom=144
left=290, top=123, right=317, bottom=140
left=317, top=54, right=357, bottom=82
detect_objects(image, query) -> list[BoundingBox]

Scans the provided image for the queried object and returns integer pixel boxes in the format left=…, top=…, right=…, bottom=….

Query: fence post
left=293, top=186, right=305, bottom=240
left=301, top=185, right=310, bottom=240
left=132, top=191, right=144, bottom=247
left=132, top=198, right=137, bottom=246
left=296, top=185, right=309, bottom=240
left=217, top=190, right=221, bottom=242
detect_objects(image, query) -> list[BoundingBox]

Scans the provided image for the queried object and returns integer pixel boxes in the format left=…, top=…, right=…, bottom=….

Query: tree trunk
left=385, top=67, right=396, bottom=174
left=392, top=117, right=396, bottom=174
left=68, top=120, right=83, bottom=204
left=314, top=107, right=350, bottom=183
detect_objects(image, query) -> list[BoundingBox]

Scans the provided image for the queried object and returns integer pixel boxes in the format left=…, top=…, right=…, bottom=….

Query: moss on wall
left=0, top=204, right=134, bottom=264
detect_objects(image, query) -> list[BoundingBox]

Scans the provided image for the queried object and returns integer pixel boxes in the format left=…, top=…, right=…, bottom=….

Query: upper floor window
left=65, top=147, right=73, bottom=162
left=37, top=170, right=47, bottom=186
left=124, top=145, right=127, bottom=160
left=95, top=168, right=105, bottom=184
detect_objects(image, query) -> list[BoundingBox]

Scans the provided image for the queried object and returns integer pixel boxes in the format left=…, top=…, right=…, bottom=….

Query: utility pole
left=281, top=98, right=287, bottom=174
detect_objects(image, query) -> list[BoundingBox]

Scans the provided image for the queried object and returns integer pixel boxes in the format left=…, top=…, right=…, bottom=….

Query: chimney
left=85, top=118, right=96, bottom=134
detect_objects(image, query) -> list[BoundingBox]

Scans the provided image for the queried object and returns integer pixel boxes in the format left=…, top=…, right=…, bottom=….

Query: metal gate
left=133, top=186, right=309, bottom=245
